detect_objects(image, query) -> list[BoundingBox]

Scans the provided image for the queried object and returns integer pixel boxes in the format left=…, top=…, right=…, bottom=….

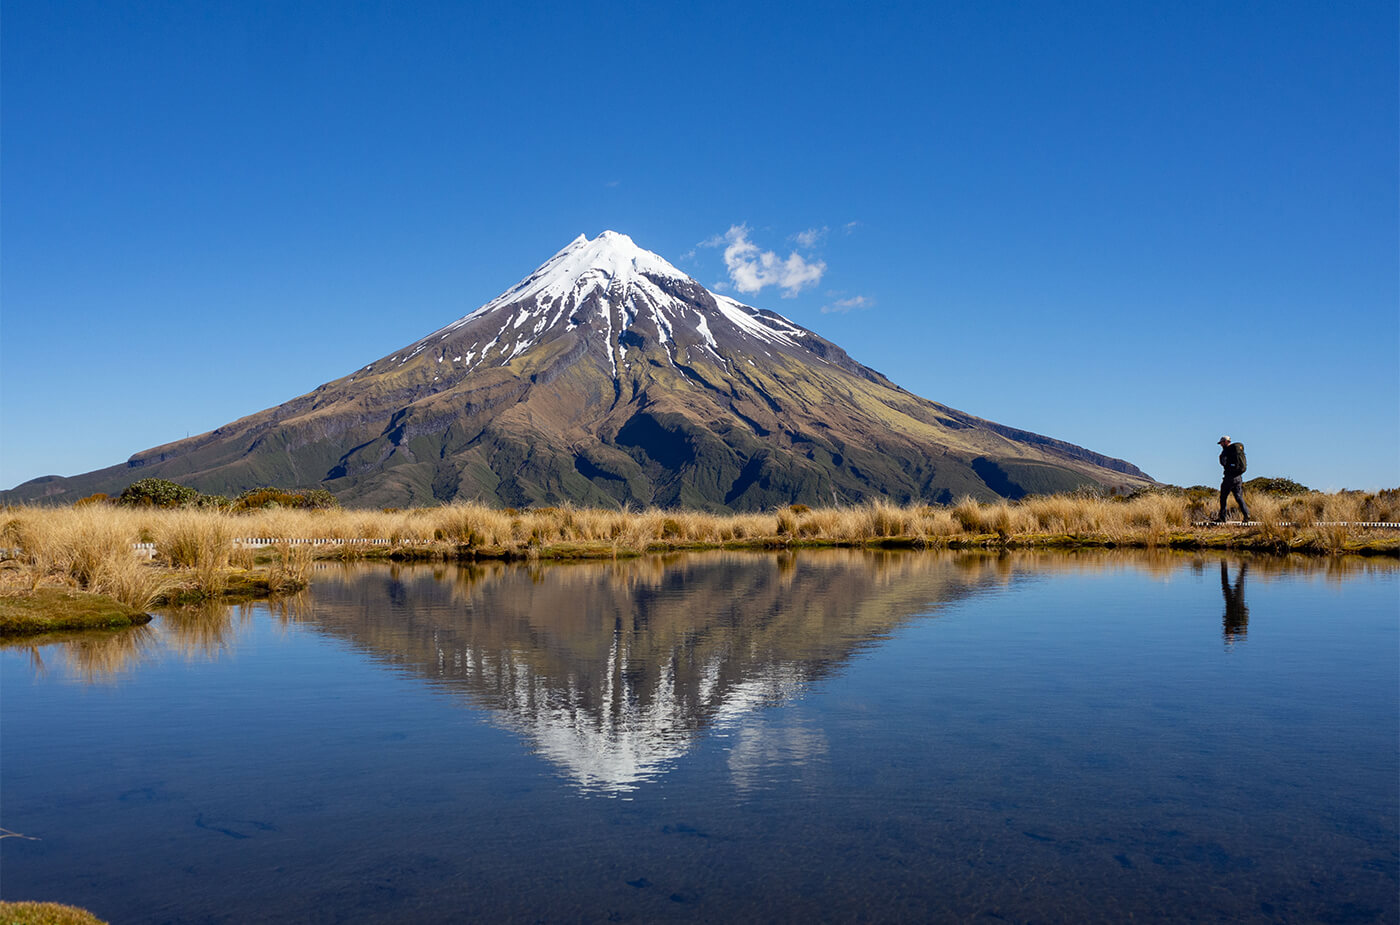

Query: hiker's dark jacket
left=1219, top=443, right=1246, bottom=481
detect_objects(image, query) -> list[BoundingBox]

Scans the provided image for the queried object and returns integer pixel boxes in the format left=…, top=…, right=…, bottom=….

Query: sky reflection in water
left=3, top=550, right=1396, bottom=923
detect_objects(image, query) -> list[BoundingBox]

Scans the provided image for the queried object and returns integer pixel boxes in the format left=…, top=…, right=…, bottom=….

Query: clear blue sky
left=3, top=0, right=1396, bottom=493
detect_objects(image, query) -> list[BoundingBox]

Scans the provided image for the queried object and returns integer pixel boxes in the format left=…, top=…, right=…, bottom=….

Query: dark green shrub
left=1244, top=477, right=1311, bottom=495
left=118, top=478, right=199, bottom=508
left=231, top=487, right=340, bottom=513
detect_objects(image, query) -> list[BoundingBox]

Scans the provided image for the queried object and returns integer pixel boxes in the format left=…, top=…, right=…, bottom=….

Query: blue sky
left=3, top=0, right=1396, bottom=493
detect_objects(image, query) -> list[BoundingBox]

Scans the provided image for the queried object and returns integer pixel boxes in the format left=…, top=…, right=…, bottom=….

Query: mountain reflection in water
left=291, top=549, right=1388, bottom=792
left=5, top=549, right=1395, bottom=924
left=300, top=550, right=1011, bottom=792
left=9, top=548, right=1376, bottom=690
left=8, top=549, right=1379, bottom=788
left=8, top=548, right=1377, bottom=694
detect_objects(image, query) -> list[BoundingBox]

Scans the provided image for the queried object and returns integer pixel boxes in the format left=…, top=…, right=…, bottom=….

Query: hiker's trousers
left=1219, top=476, right=1250, bottom=521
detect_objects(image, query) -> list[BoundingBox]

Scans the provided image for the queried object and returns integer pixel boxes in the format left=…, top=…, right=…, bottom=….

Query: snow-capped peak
left=488, top=230, right=691, bottom=310
left=532, top=230, right=690, bottom=294
left=414, top=231, right=812, bottom=378
left=427, top=231, right=688, bottom=332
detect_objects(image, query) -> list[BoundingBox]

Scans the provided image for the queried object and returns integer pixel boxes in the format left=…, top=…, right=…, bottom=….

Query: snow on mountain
left=399, top=231, right=814, bottom=381
left=425, top=231, right=688, bottom=336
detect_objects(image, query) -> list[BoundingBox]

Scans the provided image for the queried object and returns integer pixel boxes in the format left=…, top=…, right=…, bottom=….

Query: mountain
left=5, top=231, right=1152, bottom=509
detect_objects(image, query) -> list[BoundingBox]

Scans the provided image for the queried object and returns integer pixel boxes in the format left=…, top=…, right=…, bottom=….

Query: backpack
left=1233, top=443, right=1247, bottom=474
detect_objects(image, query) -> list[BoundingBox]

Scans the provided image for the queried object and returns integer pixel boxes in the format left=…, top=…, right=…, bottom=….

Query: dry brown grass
left=0, top=506, right=173, bottom=608
left=156, top=509, right=233, bottom=596
left=267, top=541, right=314, bottom=592
left=1, top=488, right=1395, bottom=595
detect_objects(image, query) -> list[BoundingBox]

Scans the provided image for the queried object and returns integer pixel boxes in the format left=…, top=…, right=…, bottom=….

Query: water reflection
left=1, top=595, right=310, bottom=682
left=1221, top=560, right=1250, bottom=644
left=10, top=550, right=1388, bottom=780
left=10, top=624, right=159, bottom=683
left=5, top=551, right=1394, bottom=924
left=302, top=551, right=1010, bottom=792
left=160, top=600, right=254, bottom=658
left=297, top=549, right=1396, bottom=792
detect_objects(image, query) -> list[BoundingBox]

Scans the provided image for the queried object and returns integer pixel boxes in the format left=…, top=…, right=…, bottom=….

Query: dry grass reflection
left=9, top=624, right=158, bottom=683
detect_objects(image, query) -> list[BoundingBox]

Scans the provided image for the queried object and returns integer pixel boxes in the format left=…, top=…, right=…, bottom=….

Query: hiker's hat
left=1218, top=435, right=1230, bottom=444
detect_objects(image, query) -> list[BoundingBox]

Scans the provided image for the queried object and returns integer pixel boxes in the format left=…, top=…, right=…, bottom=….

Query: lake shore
left=358, top=523, right=1400, bottom=561
left=2, top=491, right=1395, bottom=636
left=0, top=588, right=153, bottom=636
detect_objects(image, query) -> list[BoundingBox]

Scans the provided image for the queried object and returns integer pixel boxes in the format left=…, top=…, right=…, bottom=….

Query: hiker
left=1215, top=435, right=1251, bottom=523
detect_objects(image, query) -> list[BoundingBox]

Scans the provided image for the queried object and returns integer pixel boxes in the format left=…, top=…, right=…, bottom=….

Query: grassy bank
left=0, top=588, right=152, bottom=636
left=0, top=504, right=313, bottom=635
left=1, top=491, right=1394, bottom=636
left=3, top=487, right=1396, bottom=578
left=0, top=902, right=108, bottom=925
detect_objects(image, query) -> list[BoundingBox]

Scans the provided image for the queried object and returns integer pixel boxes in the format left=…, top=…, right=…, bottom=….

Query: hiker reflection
left=1220, top=560, right=1250, bottom=644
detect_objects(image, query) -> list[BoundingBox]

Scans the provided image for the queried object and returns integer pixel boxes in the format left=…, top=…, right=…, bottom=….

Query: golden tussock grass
left=1, top=506, right=173, bottom=608
left=1, top=486, right=1395, bottom=607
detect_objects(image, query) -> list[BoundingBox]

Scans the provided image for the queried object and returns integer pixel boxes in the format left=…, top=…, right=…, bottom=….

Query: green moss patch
left=0, top=590, right=152, bottom=637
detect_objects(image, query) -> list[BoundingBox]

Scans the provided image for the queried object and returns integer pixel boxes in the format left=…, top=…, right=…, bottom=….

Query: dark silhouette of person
left=1220, top=560, right=1250, bottom=644
left=1215, top=435, right=1252, bottom=522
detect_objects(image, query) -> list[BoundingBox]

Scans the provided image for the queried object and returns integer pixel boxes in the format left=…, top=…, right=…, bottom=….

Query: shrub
left=118, top=478, right=199, bottom=508
left=1245, top=476, right=1311, bottom=495
left=231, top=487, right=339, bottom=513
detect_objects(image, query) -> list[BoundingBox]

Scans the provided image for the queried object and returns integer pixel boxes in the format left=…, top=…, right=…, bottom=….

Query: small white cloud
left=820, top=295, right=875, bottom=314
left=842, top=220, right=862, bottom=234
left=792, top=226, right=828, bottom=248
left=717, top=224, right=826, bottom=297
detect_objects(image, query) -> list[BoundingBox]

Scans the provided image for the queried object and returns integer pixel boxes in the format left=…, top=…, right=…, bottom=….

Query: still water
left=3, top=550, right=1396, bottom=923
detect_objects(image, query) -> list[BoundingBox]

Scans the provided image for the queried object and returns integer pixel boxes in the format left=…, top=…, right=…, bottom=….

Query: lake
left=3, top=550, right=1396, bottom=923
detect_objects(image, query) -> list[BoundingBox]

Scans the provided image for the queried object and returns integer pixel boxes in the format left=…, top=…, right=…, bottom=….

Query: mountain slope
left=6, top=232, right=1152, bottom=508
